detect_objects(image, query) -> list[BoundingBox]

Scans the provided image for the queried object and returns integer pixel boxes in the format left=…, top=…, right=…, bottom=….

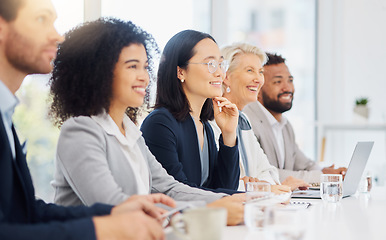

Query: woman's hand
left=207, top=194, right=244, bottom=226
left=240, top=176, right=263, bottom=190
left=271, top=185, right=292, bottom=194
left=111, top=193, right=176, bottom=220
left=281, top=176, right=311, bottom=191
left=212, top=97, right=238, bottom=147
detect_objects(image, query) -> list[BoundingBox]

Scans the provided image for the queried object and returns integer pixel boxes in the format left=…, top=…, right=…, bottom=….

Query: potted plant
left=354, top=97, right=369, bottom=119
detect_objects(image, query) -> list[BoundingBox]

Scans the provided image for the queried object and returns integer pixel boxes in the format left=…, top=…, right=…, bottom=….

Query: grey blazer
left=51, top=116, right=224, bottom=207
left=243, top=101, right=322, bottom=183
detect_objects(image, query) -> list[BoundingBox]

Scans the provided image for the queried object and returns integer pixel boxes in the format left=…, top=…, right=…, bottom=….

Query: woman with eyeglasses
left=49, top=19, right=246, bottom=226
left=141, top=30, right=240, bottom=194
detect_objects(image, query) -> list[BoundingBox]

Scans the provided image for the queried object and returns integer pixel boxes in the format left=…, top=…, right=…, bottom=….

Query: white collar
left=91, top=111, right=141, bottom=148
left=0, top=80, right=19, bottom=118
left=258, top=101, right=287, bottom=128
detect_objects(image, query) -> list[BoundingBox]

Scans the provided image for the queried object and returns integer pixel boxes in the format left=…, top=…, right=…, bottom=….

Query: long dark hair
left=155, top=29, right=216, bottom=122
left=49, top=17, right=158, bottom=126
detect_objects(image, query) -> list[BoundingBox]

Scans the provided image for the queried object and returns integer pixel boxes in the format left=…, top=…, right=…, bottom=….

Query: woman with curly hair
left=49, top=17, right=244, bottom=226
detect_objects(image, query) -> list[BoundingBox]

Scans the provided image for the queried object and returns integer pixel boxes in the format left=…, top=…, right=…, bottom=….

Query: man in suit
left=243, top=53, right=346, bottom=183
left=0, top=0, right=175, bottom=239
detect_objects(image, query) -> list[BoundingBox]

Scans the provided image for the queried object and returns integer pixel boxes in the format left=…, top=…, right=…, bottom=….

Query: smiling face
left=1, top=0, right=62, bottom=75
left=111, top=43, right=149, bottom=110
left=178, top=38, right=225, bottom=103
left=258, top=62, right=294, bottom=115
left=224, top=53, right=264, bottom=110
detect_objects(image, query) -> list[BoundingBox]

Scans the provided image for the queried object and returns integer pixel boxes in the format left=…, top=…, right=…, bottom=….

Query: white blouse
left=92, top=112, right=150, bottom=194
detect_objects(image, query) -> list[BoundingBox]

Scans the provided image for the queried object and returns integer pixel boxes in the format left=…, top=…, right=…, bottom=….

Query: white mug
left=170, top=207, right=227, bottom=240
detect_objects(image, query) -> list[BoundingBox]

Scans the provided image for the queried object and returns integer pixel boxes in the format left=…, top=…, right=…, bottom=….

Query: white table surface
left=223, top=186, right=386, bottom=240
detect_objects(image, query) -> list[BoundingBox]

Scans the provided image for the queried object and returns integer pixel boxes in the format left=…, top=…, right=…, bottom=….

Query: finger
left=139, top=199, right=165, bottom=219
left=220, top=104, right=239, bottom=115
left=148, top=193, right=176, bottom=208
left=277, top=185, right=292, bottom=192
left=212, top=99, right=222, bottom=114
left=213, top=96, right=229, bottom=103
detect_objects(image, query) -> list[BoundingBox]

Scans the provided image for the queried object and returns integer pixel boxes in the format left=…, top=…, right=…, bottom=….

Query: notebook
left=291, top=141, right=374, bottom=199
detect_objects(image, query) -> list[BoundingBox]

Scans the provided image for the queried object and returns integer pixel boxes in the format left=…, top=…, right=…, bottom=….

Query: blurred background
left=14, top=0, right=386, bottom=202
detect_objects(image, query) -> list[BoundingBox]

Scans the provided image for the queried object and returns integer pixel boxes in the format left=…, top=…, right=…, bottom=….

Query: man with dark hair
left=0, top=0, right=175, bottom=239
left=244, top=53, right=346, bottom=183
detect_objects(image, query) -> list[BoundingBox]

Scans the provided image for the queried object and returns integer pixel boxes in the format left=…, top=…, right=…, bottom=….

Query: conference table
left=223, top=186, right=386, bottom=240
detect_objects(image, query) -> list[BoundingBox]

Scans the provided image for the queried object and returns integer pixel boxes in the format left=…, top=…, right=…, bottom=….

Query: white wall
left=317, top=0, right=386, bottom=184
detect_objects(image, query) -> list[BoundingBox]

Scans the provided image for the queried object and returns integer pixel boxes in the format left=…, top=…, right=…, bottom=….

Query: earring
left=226, top=86, right=231, bottom=93
left=181, top=79, right=185, bottom=83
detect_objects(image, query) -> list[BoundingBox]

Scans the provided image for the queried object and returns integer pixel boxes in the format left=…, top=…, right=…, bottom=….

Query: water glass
left=320, top=174, right=343, bottom=203
left=245, top=182, right=271, bottom=202
left=244, top=202, right=272, bottom=231
left=244, top=182, right=272, bottom=231
left=265, top=207, right=308, bottom=240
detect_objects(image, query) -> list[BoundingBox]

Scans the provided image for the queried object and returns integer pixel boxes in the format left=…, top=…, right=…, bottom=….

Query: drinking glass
left=320, top=174, right=343, bottom=203
left=265, top=207, right=308, bottom=240
left=245, top=182, right=271, bottom=202
left=244, top=182, right=273, bottom=231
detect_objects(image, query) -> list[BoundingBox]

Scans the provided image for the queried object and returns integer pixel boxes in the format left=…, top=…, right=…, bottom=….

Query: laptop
left=291, top=141, right=374, bottom=199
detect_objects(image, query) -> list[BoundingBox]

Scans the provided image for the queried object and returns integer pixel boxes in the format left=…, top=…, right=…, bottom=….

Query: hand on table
left=94, top=193, right=175, bottom=240
left=94, top=211, right=165, bottom=240
left=111, top=193, right=176, bottom=220
left=322, top=164, right=347, bottom=179
left=207, top=194, right=244, bottom=226
left=281, top=176, right=311, bottom=191
left=271, top=184, right=292, bottom=194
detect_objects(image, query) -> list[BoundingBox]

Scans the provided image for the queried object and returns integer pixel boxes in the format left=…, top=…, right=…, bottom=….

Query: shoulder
left=243, top=102, right=264, bottom=120
left=60, top=116, right=105, bottom=142
left=62, top=116, right=98, bottom=129
left=142, top=107, right=176, bottom=124
left=141, top=107, right=182, bottom=133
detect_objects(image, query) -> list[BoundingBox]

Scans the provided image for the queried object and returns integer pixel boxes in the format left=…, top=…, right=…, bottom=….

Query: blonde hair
left=221, top=42, right=267, bottom=74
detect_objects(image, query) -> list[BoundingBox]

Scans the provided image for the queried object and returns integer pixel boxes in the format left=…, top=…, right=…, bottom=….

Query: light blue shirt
left=0, top=80, right=18, bottom=159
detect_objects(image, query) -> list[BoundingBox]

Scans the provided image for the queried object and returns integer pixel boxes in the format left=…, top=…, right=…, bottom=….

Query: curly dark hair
left=155, top=29, right=216, bottom=122
left=265, top=52, right=286, bottom=66
left=49, top=17, right=159, bottom=127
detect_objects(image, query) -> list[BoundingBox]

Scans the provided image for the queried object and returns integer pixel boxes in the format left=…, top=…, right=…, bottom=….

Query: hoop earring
left=226, top=86, right=231, bottom=93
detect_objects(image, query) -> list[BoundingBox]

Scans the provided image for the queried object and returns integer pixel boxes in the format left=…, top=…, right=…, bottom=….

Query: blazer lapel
left=282, top=125, right=292, bottom=169
left=11, top=125, right=33, bottom=219
left=0, top=115, right=14, bottom=220
left=181, top=117, right=202, bottom=185
left=203, top=121, right=215, bottom=180
left=254, top=104, right=282, bottom=168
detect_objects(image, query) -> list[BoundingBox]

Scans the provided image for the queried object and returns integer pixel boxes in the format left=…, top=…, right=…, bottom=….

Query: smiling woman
left=141, top=30, right=241, bottom=194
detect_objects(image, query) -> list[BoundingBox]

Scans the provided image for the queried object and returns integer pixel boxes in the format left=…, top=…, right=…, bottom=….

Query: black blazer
left=0, top=112, right=112, bottom=240
left=141, top=107, right=240, bottom=194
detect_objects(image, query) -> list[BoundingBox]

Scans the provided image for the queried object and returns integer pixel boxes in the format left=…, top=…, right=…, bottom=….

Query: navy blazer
left=141, top=107, right=240, bottom=194
left=0, top=112, right=112, bottom=240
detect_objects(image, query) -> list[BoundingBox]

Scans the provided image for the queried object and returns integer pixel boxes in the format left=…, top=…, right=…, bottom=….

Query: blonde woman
left=211, top=42, right=309, bottom=191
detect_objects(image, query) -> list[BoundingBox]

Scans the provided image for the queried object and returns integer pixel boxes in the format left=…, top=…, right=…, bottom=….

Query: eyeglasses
left=187, top=59, right=229, bottom=74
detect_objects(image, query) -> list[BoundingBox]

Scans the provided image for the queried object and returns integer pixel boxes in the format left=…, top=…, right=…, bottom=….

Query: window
left=226, top=0, right=317, bottom=159
left=13, top=0, right=84, bottom=202
left=101, top=0, right=211, bottom=50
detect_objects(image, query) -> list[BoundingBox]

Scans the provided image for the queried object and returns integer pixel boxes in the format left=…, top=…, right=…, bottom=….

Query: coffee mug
left=170, top=207, right=227, bottom=240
